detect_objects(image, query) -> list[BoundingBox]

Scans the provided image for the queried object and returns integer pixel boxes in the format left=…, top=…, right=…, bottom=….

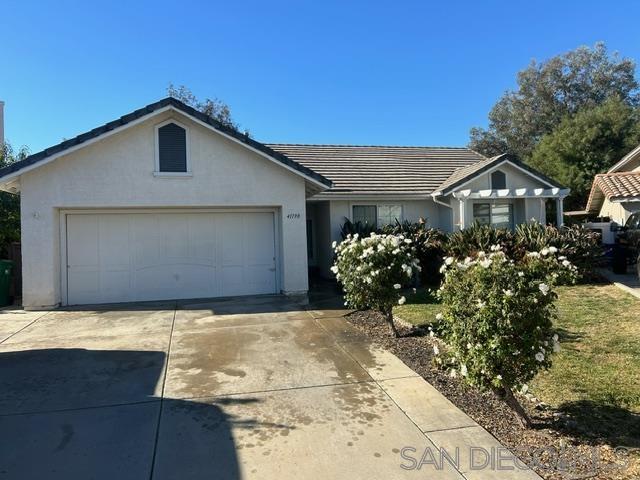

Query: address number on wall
left=286, top=213, right=301, bottom=219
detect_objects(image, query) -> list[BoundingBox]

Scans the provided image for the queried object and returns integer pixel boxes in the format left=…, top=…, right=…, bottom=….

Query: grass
left=394, top=284, right=640, bottom=448
left=531, top=284, right=640, bottom=414
left=395, top=283, right=640, bottom=416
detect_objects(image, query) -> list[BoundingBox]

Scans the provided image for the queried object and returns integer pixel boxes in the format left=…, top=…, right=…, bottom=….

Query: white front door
left=65, top=211, right=277, bottom=305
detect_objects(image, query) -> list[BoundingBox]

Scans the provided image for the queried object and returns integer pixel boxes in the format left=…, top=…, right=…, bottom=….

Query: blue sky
left=2, top=0, right=639, bottom=153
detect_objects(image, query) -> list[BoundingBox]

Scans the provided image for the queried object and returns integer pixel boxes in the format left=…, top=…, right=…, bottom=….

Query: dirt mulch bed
left=346, top=310, right=639, bottom=480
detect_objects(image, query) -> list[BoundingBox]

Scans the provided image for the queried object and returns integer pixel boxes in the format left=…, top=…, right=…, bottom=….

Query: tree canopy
left=469, top=43, right=640, bottom=208
left=529, top=96, right=640, bottom=209
left=470, top=43, right=639, bottom=161
left=166, top=84, right=246, bottom=134
left=0, top=142, right=28, bottom=256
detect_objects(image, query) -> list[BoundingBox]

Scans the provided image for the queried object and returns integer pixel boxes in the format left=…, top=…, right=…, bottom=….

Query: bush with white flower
left=332, top=233, right=420, bottom=336
left=433, top=244, right=577, bottom=427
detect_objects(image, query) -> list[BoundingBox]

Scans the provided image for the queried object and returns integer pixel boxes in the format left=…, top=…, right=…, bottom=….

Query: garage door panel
left=66, top=211, right=277, bottom=305
left=245, top=213, right=275, bottom=265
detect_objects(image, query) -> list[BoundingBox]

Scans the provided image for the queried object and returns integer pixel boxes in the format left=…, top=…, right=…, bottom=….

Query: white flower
left=520, top=384, right=529, bottom=394
left=330, top=265, right=339, bottom=274
left=517, top=271, right=524, bottom=277
left=527, top=251, right=540, bottom=258
left=479, top=258, right=492, bottom=268
left=460, top=364, right=468, bottom=377
left=538, top=283, right=550, bottom=295
left=562, top=259, right=571, bottom=267
left=444, top=257, right=454, bottom=265
left=435, top=313, right=443, bottom=321
left=466, top=342, right=472, bottom=350
left=393, top=283, right=401, bottom=290
left=398, top=296, right=406, bottom=305
left=535, top=352, right=545, bottom=362
left=549, top=246, right=558, bottom=254
left=490, top=244, right=502, bottom=252
left=449, top=369, right=457, bottom=378
left=332, top=241, right=337, bottom=249
left=558, top=255, right=567, bottom=261
left=552, top=334, right=559, bottom=342
left=503, top=289, right=513, bottom=297
left=476, top=300, right=486, bottom=308
left=496, top=374, right=503, bottom=381
left=433, top=344, right=440, bottom=355
left=541, top=248, right=550, bottom=256
left=404, top=238, right=412, bottom=244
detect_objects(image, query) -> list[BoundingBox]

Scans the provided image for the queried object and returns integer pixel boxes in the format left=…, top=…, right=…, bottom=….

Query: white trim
left=452, top=187, right=570, bottom=199
left=433, top=158, right=558, bottom=196
left=0, top=105, right=173, bottom=186
left=608, top=144, right=640, bottom=173
left=154, top=118, right=191, bottom=175
left=59, top=206, right=283, bottom=306
left=0, top=104, right=330, bottom=191
left=349, top=202, right=404, bottom=227
left=308, top=194, right=429, bottom=201
left=610, top=196, right=640, bottom=203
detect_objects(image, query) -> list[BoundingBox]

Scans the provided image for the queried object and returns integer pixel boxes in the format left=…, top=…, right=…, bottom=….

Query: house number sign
left=286, top=213, right=301, bottom=219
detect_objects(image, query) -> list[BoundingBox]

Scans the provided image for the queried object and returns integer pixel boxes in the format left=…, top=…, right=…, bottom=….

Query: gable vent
left=158, top=122, right=187, bottom=172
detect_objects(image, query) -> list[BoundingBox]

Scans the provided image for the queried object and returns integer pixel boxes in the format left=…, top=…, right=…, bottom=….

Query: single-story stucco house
left=0, top=98, right=568, bottom=308
left=583, top=143, right=640, bottom=225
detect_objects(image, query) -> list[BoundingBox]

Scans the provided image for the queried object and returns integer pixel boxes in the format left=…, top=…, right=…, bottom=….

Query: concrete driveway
left=0, top=294, right=539, bottom=479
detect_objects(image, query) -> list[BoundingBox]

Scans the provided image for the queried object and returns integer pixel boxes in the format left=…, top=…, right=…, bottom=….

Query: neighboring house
left=584, top=144, right=640, bottom=225
left=0, top=98, right=568, bottom=308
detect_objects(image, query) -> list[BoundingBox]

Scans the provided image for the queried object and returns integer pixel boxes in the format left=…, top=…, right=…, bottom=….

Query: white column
left=459, top=198, right=466, bottom=230
left=556, top=197, right=564, bottom=227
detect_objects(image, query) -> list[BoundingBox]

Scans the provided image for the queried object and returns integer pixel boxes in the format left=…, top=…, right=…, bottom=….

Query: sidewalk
left=598, top=268, right=640, bottom=300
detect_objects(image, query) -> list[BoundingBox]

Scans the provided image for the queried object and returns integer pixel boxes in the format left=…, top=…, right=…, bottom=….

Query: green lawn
left=395, top=284, right=640, bottom=415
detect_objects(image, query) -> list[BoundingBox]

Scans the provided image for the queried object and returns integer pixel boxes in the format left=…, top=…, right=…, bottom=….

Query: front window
left=473, top=203, right=513, bottom=230
left=352, top=204, right=402, bottom=228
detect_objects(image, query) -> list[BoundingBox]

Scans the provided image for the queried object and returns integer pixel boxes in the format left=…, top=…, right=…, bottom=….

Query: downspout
left=431, top=192, right=452, bottom=209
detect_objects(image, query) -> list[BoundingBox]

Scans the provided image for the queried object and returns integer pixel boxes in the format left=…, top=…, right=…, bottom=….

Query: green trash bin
left=0, top=260, right=14, bottom=307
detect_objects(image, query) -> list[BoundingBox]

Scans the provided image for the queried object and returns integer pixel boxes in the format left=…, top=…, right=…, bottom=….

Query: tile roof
left=586, top=172, right=640, bottom=213
left=266, top=144, right=487, bottom=198
left=0, top=98, right=332, bottom=188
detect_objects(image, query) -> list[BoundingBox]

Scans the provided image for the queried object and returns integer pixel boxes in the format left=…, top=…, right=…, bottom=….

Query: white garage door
left=65, top=211, right=278, bottom=305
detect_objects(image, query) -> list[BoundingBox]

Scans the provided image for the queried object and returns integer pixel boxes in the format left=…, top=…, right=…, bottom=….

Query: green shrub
left=446, top=222, right=517, bottom=258
left=339, top=218, right=378, bottom=240
left=382, top=220, right=448, bottom=286
left=434, top=245, right=577, bottom=427
left=332, top=233, right=420, bottom=336
left=514, top=222, right=604, bottom=281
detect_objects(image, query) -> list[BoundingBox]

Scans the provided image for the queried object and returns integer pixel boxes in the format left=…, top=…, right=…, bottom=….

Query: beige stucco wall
left=312, top=198, right=446, bottom=277
left=19, top=110, right=309, bottom=308
left=599, top=198, right=640, bottom=225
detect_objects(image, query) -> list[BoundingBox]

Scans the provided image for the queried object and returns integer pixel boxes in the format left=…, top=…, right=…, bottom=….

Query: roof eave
left=0, top=98, right=332, bottom=190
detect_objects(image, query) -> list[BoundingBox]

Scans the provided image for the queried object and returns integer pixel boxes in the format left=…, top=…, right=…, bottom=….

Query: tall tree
left=529, top=96, right=640, bottom=209
left=470, top=43, right=639, bottom=160
left=0, top=142, right=29, bottom=255
left=166, top=84, right=245, bottom=133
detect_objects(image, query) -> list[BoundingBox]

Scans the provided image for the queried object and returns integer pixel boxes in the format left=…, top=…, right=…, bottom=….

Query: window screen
left=353, top=205, right=377, bottom=226
left=158, top=123, right=187, bottom=172
left=473, top=203, right=491, bottom=225
left=491, top=204, right=513, bottom=230
left=377, top=205, right=402, bottom=227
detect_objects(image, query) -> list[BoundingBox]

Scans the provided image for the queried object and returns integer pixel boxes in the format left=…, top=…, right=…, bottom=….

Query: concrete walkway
left=599, top=268, right=640, bottom=299
left=0, top=295, right=540, bottom=479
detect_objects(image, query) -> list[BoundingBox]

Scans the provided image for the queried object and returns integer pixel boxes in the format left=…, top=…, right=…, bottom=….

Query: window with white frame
left=352, top=204, right=402, bottom=228
left=473, top=203, right=513, bottom=230
left=155, top=121, right=189, bottom=174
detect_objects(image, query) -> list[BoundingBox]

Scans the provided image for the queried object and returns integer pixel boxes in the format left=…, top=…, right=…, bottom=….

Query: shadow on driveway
left=0, top=348, right=289, bottom=479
